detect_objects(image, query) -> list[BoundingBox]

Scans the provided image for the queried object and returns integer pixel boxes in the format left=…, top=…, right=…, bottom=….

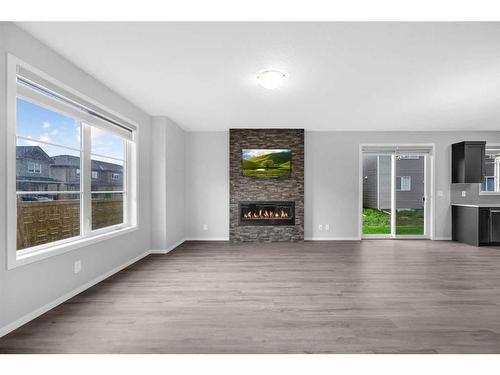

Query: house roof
left=51, top=155, right=80, bottom=167
left=51, top=154, right=123, bottom=173
left=16, top=148, right=122, bottom=173
left=16, top=176, right=63, bottom=183
left=16, top=146, right=53, bottom=163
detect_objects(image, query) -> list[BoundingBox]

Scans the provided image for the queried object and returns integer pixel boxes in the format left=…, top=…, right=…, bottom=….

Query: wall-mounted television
left=242, top=149, right=292, bottom=177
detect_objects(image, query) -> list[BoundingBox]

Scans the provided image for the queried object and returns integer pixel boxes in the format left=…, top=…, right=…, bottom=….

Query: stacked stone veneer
left=229, top=129, right=304, bottom=242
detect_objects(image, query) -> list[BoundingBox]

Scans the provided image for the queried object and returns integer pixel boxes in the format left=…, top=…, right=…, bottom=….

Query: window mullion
left=82, top=123, right=92, bottom=235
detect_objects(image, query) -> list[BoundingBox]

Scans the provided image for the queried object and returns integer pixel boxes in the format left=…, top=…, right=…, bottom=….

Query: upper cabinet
left=452, top=141, right=486, bottom=183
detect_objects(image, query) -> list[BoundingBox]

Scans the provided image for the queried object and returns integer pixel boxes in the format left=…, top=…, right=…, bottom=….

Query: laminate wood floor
left=1, top=240, right=500, bottom=353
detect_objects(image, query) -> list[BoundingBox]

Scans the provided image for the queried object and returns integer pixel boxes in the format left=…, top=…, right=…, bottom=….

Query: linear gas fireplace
left=239, top=201, right=295, bottom=226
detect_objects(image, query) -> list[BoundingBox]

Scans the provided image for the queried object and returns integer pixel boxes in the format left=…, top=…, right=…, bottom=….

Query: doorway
left=360, top=145, right=433, bottom=239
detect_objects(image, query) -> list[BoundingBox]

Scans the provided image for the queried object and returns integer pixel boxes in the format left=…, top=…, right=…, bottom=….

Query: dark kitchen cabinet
left=490, top=209, right=500, bottom=243
left=478, top=208, right=491, bottom=245
left=452, top=141, right=486, bottom=183
left=452, top=205, right=500, bottom=246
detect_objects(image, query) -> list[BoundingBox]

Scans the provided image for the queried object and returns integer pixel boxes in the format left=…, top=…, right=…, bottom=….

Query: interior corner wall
left=0, top=23, right=152, bottom=333
left=185, top=131, right=229, bottom=239
left=151, top=116, right=186, bottom=250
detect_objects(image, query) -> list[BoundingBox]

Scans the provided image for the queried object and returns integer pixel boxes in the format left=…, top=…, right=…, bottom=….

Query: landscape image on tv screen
left=242, top=149, right=292, bottom=177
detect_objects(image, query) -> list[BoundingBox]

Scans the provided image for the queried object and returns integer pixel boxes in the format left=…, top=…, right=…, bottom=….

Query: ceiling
left=17, top=22, right=500, bottom=131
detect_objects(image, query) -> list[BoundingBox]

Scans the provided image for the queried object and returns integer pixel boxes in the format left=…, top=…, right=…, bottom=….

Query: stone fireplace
left=229, top=129, right=304, bottom=242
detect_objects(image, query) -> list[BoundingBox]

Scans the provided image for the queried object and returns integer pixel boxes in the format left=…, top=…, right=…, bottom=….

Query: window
left=8, top=55, right=137, bottom=268
left=480, top=146, right=500, bottom=194
left=396, top=176, right=411, bottom=191
left=482, top=176, right=495, bottom=192
left=27, top=162, right=42, bottom=174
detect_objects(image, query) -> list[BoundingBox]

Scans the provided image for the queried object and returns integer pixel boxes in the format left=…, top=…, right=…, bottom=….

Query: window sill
left=8, top=225, right=138, bottom=270
left=478, top=191, right=500, bottom=196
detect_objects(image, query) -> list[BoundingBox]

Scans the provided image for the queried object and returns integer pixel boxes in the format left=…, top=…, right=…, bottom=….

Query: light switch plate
left=318, top=224, right=323, bottom=231
left=203, top=224, right=208, bottom=231
left=461, top=191, right=467, bottom=197
left=325, top=224, right=330, bottom=231
left=437, top=190, right=444, bottom=197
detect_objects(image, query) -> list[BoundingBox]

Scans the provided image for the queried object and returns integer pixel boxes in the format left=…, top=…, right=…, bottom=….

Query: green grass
left=363, top=225, right=391, bottom=234
left=242, top=168, right=290, bottom=177
left=396, top=225, right=424, bottom=235
left=362, top=208, right=424, bottom=235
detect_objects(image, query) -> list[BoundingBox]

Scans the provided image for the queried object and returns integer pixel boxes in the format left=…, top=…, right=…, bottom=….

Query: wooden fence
left=17, top=199, right=123, bottom=250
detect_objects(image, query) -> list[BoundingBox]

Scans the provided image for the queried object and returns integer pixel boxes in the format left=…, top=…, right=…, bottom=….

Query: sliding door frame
left=358, top=144, right=435, bottom=240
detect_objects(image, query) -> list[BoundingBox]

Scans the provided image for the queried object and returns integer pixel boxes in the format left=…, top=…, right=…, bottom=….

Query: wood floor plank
left=1, top=240, right=500, bottom=353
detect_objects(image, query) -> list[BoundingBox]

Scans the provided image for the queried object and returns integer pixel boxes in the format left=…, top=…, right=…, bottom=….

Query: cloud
left=50, top=129, right=59, bottom=136
left=39, top=133, right=52, bottom=143
left=243, top=149, right=289, bottom=159
left=24, top=136, right=39, bottom=146
left=42, top=121, right=51, bottom=129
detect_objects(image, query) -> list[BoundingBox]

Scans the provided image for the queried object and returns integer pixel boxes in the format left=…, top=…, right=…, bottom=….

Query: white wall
left=151, top=117, right=186, bottom=250
left=185, top=130, right=500, bottom=241
left=185, top=132, right=229, bottom=239
left=0, top=23, right=153, bottom=332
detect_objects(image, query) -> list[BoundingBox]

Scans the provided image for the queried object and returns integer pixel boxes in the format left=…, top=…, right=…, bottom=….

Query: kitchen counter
left=452, top=205, right=500, bottom=246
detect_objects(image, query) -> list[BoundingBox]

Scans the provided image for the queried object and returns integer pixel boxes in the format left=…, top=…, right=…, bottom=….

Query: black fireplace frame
left=239, top=201, right=295, bottom=226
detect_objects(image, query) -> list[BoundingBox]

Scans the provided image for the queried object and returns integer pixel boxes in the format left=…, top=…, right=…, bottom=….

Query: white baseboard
left=433, top=237, right=453, bottom=241
left=184, top=237, right=229, bottom=241
left=150, top=238, right=186, bottom=254
left=0, top=250, right=150, bottom=339
left=304, top=237, right=361, bottom=241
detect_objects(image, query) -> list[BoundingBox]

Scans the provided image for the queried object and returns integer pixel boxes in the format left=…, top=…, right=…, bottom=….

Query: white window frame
left=28, top=162, right=42, bottom=174
left=76, top=168, right=80, bottom=176
left=92, top=170, right=99, bottom=179
left=6, top=54, right=139, bottom=269
left=396, top=176, right=411, bottom=192
left=111, top=173, right=120, bottom=180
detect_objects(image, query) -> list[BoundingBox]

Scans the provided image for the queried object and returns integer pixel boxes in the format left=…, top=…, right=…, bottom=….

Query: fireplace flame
left=243, top=210, right=289, bottom=220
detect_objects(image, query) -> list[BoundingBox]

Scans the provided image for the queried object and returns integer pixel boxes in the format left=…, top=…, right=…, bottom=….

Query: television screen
left=242, top=149, right=292, bottom=177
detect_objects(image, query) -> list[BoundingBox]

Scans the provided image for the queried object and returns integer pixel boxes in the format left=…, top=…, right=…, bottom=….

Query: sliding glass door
left=395, top=154, right=426, bottom=236
left=362, top=154, right=392, bottom=236
left=362, top=148, right=431, bottom=239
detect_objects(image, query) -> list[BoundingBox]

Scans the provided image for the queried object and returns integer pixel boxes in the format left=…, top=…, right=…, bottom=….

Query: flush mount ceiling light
left=256, top=69, right=287, bottom=89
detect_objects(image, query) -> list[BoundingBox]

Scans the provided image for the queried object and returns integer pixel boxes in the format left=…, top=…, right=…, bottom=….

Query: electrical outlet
left=74, top=260, right=82, bottom=274
left=325, top=224, right=330, bottom=231
left=461, top=191, right=467, bottom=197
left=437, top=190, right=444, bottom=197
left=318, top=224, right=323, bottom=231
left=203, top=224, right=208, bottom=231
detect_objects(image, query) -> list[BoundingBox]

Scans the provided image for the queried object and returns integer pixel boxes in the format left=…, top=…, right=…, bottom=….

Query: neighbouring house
left=51, top=154, right=124, bottom=192
left=51, top=155, right=81, bottom=193
left=16, top=146, right=62, bottom=192
left=16, top=146, right=123, bottom=196
left=362, top=155, right=425, bottom=210
left=90, top=158, right=123, bottom=192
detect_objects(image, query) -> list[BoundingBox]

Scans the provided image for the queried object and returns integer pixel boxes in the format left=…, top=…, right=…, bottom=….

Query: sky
left=16, top=98, right=124, bottom=162
left=242, top=149, right=290, bottom=160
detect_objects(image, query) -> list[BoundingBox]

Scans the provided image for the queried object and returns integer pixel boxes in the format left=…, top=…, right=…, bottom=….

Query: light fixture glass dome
left=256, top=69, right=287, bottom=89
